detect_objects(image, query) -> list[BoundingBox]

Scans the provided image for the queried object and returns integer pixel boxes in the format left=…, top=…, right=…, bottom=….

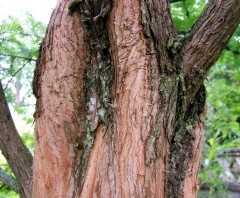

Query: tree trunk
left=32, top=0, right=240, bottom=197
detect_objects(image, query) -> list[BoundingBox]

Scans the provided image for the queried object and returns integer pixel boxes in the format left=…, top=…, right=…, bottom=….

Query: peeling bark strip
left=32, top=1, right=88, bottom=196
left=68, top=0, right=114, bottom=195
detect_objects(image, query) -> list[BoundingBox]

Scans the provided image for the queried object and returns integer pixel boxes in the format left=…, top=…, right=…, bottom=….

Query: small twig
left=201, top=182, right=240, bottom=193
left=170, top=0, right=184, bottom=3
left=0, top=168, right=19, bottom=193
left=4, top=60, right=31, bottom=91
left=217, top=148, right=240, bottom=157
left=0, top=53, right=37, bottom=62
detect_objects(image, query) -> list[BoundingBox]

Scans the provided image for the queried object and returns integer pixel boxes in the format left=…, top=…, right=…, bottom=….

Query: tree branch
left=0, top=167, right=19, bottom=193
left=170, top=0, right=184, bottom=3
left=0, top=81, right=33, bottom=198
left=180, top=0, right=240, bottom=104
left=0, top=53, right=37, bottom=62
left=217, top=148, right=240, bottom=157
left=4, top=60, right=31, bottom=91
left=201, top=182, right=240, bottom=193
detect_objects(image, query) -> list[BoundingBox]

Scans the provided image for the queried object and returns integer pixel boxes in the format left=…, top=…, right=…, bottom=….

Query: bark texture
left=0, top=81, right=33, bottom=198
left=32, top=0, right=240, bottom=197
left=32, top=1, right=88, bottom=196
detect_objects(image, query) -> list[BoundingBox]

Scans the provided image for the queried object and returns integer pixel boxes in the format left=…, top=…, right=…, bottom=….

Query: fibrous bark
left=32, top=0, right=89, bottom=196
left=32, top=0, right=240, bottom=197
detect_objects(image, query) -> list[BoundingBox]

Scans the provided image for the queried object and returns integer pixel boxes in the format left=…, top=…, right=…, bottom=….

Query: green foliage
left=202, top=30, right=240, bottom=196
left=170, top=0, right=206, bottom=33
left=0, top=184, right=19, bottom=198
left=0, top=13, right=45, bottom=152
left=0, top=13, right=45, bottom=121
left=0, top=14, right=45, bottom=111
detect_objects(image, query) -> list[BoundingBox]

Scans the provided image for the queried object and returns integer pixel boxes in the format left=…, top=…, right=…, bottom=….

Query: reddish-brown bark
left=0, top=0, right=239, bottom=197
left=28, top=0, right=240, bottom=197
left=32, top=1, right=88, bottom=196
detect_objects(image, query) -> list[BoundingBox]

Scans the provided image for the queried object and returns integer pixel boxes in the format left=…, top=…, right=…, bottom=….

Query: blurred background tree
left=0, top=0, right=239, bottom=197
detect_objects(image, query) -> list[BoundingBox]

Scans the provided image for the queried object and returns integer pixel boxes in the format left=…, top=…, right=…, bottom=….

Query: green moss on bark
left=68, top=1, right=113, bottom=194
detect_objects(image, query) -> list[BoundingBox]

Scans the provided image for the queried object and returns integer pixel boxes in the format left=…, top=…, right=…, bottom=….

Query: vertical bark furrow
left=166, top=84, right=206, bottom=198
left=68, top=0, right=114, bottom=196
left=79, top=0, right=168, bottom=196
left=140, top=0, right=177, bottom=73
left=139, top=1, right=207, bottom=197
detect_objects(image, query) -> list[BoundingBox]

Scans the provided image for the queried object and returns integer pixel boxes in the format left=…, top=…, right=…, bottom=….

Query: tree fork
left=31, top=0, right=240, bottom=197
